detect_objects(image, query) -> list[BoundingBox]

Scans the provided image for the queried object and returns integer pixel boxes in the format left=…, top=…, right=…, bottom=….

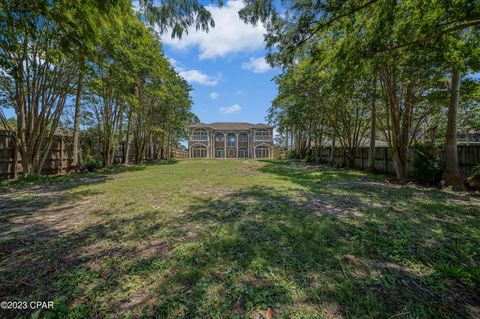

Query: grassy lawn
left=1, top=160, right=479, bottom=318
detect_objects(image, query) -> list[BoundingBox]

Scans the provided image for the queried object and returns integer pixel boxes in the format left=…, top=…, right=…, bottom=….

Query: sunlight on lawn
left=1, top=160, right=479, bottom=318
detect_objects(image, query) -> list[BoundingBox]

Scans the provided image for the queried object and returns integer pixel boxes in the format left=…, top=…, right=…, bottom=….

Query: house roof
left=311, top=138, right=389, bottom=148
left=188, top=122, right=272, bottom=130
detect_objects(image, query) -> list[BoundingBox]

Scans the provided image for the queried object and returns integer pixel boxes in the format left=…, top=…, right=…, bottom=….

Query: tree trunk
left=166, top=131, right=172, bottom=159
left=71, top=71, right=83, bottom=169
left=391, top=149, right=407, bottom=179
left=330, top=132, right=336, bottom=164
left=124, top=112, right=131, bottom=164
left=285, top=130, right=289, bottom=150
left=368, top=76, right=377, bottom=171
left=443, top=69, right=464, bottom=190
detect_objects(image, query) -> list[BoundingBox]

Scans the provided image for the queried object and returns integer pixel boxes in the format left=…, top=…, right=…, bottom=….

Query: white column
left=224, top=133, right=226, bottom=158
left=207, top=130, right=210, bottom=158
left=236, top=134, right=239, bottom=158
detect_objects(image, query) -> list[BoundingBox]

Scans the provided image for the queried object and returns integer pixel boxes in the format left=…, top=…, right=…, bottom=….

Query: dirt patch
left=288, top=161, right=331, bottom=172
left=304, top=198, right=363, bottom=218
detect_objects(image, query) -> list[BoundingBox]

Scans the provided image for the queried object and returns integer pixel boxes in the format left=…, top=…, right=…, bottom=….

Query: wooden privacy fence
left=2, top=128, right=478, bottom=180
left=0, top=130, right=188, bottom=180
left=315, top=144, right=480, bottom=178
left=170, top=149, right=188, bottom=159
left=0, top=130, right=71, bottom=180
left=272, top=149, right=284, bottom=159
left=109, top=141, right=187, bottom=163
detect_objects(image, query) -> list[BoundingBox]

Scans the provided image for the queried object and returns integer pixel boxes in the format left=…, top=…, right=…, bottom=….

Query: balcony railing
left=191, top=135, right=208, bottom=141
left=254, top=135, right=273, bottom=141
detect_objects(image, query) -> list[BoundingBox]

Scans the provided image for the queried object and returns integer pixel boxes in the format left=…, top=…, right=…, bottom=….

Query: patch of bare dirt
left=304, top=198, right=363, bottom=218
left=288, top=161, right=331, bottom=172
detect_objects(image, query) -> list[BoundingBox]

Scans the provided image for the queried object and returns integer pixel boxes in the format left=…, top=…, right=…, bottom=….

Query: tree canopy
left=240, top=0, right=480, bottom=185
left=0, top=0, right=198, bottom=174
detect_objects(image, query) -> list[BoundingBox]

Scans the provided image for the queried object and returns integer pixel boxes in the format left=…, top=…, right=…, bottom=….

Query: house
left=188, top=122, right=274, bottom=159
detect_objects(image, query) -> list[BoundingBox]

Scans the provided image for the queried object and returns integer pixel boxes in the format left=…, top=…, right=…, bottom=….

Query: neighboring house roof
left=188, top=122, right=272, bottom=130
left=311, top=138, right=389, bottom=148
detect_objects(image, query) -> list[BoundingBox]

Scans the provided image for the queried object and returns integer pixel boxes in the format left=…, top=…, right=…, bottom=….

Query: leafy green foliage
left=240, top=0, right=480, bottom=179
left=80, top=153, right=102, bottom=172
left=412, top=144, right=445, bottom=184
left=467, top=164, right=480, bottom=188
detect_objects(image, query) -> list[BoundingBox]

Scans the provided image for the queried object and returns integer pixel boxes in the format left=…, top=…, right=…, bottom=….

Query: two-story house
left=188, top=122, right=274, bottom=159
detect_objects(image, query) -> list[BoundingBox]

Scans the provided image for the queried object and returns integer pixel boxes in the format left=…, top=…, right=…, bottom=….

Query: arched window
left=192, top=146, right=207, bottom=158
left=254, top=129, right=270, bottom=141
left=238, top=148, right=248, bottom=158
left=192, top=129, right=208, bottom=141
left=239, top=133, right=248, bottom=142
left=215, top=134, right=225, bottom=142
left=227, top=134, right=236, bottom=147
left=215, top=148, right=225, bottom=158
left=255, top=146, right=269, bottom=158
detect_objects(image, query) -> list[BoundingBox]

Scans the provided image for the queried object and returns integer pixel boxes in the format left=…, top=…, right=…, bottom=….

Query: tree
left=0, top=0, right=113, bottom=175
left=138, top=0, right=217, bottom=38
left=367, top=76, right=377, bottom=171
left=240, top=0, right=480, bottom=181
left=443, top=70, right=463, bottom=189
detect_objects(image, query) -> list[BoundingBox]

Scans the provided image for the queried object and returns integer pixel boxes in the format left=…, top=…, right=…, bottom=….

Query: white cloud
left=168, top=57, right=178, bottom=67
left=169, top=56, right=220, bottom=86
left=209, top=92, right=220, bottom=99
left=179, top=69, right=221, bottom=86
left=241, top=57, right=272, bottom=73
left=132, top=0, right=141, bottom=13
left=235, top=90, right=246, bottom=96
left=162, top=0, right=266, bottom=60
left=220, top=104, right=241, bottom=114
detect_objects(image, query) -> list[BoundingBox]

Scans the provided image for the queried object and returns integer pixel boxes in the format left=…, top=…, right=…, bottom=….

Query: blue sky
left=161, top=0, right=279, bottom=124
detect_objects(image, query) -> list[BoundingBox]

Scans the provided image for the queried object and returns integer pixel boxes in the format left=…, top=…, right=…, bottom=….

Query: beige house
left=188, top=122, right=274, bottom=159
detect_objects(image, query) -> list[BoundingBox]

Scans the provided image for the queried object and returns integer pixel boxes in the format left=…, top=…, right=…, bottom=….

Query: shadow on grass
left=0, top=160, right=478, bottom=318
left=0, top=160, right=180, bottom=219
left=164, top=185, right=479, bottom=318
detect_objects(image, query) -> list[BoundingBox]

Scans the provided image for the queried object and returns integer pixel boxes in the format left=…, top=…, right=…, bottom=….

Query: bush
left=412, top=145, right=444, bottom=184
left=80, top=153, right=101, bottom=172
left=286, top=150, right=299, bottom=159
left=467, top=164, right=480, bottom=189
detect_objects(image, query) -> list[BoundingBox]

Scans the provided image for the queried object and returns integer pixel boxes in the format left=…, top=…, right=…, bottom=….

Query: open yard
left=1, top=160, right=479, bottom=318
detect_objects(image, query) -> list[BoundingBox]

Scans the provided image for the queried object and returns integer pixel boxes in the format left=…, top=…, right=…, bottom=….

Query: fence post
left=361, top=148, right=364, bottom=169
left=60, top=137, right=65, bottom=173
left=384, top=148, right=388, bottom=172
left=11, top=135, right=18, bottom=179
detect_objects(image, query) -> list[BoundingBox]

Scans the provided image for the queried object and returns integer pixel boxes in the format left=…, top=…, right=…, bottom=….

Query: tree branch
left=293, top=0, right=382, bottom=50
left=380, top=19, right=480, bottom=53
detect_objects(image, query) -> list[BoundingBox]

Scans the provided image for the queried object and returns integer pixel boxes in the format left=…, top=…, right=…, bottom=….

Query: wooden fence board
left=314, top=144, right=480, bottom=178
left=2, top=129, right=479, bottom=180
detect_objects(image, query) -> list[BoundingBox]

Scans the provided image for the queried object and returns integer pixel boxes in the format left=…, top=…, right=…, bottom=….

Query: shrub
left=305, top=153, right=317, bottom=163
left=467, top=164, right=480, bottom=189
left=286, top=150, right=299, bottom=159
left=412, top=145, right=444, bottom=184
left=80, top=153, right=101, bottom=172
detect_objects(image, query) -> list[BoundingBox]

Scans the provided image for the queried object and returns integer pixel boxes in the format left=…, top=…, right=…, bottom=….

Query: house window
left=215, top=134, right=225, bottom=142
left=192, top=129, right=208, bottom=141
left=238, top=148, right=248, bottom=158
left=239, top=134, right=248, bottom=142
left=227, top=134, right=236, bottom=147
left=255, top=146, right=269, bottom=158
left=254, top=129, right=270, bottom=141
left=215, top=148, right=225, bottom=158
left=192, top=146, right=207, bottom=158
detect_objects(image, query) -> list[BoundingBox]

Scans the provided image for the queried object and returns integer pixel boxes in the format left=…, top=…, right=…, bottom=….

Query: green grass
left=0, top=160, right=479, bottom=318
